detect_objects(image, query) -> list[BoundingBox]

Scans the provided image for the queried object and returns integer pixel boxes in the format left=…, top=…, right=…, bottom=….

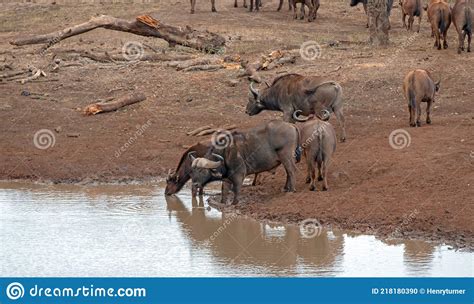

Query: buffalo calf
left=402, top=69, right=440, bottom=127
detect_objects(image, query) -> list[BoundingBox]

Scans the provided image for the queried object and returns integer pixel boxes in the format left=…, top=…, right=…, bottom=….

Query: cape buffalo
left=350, top=0, right=394, bottom=27
left=427, top=0, right=452, bottom=49
left=190, top=0, right=248, bottom=14
left=452, top=0, right=472, bottom=53
left=189, top=120, right=301, bottom=205
left=245, top=73, right=346, bottom=142
left=297, top=118, right=337, bottom=191
left=291, top=0, right=320, bottom=21
left=400, top=0, right=423, bottom=32
left=402, top=69, right=440, bottom=127
left=165, top=140, right=261, bottom=197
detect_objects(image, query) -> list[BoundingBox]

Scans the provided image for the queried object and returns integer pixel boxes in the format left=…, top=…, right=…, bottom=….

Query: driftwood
left=10, top=14, right=226, bottom=54
left=83, top=93, right=146, bottom=115
left=188, top=124, right=238, bottom=137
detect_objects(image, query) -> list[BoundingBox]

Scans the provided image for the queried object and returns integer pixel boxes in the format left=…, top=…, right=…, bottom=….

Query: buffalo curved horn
left=212, top=153, right=225, bottom=163
left=249, top=82, right=259, bottom=98
left=319, top=109, right=331, bottom=121
left=193, top=158, right=222, bottom=169
left=293, top=110, right=310, bottom=122
left=188, top=151, right=197, bottom=162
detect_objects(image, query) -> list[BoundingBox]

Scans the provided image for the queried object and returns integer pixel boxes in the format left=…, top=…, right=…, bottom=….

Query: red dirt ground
left=0, top=0, right=472, bottom=249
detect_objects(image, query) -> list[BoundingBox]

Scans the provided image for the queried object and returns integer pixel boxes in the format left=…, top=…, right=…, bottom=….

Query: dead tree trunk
left=10, top=15, right=225, bottom=53
left=367, top=0, right=390, bottom=46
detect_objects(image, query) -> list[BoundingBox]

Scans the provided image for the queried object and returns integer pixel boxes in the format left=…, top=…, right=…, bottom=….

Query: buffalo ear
left=435, top=81, right=441, bottom=92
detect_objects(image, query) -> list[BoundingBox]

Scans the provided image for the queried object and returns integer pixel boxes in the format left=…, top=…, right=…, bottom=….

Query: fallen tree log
left=10, top=14, right=226, bottom=53
left=53, top=49, right=195, bottom=63
left=83, top=93, right=146, bottom=115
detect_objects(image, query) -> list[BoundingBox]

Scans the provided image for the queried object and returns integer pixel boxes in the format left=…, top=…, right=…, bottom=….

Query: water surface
left=0, top=182, right=471, bottom=277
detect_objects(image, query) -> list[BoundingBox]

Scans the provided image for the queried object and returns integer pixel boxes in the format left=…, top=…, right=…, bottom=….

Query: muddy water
left=0, top=182, right=471, bottom=277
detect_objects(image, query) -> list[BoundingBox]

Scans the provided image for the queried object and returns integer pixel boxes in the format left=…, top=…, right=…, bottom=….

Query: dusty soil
left=0, top=0, right=472, bottom=249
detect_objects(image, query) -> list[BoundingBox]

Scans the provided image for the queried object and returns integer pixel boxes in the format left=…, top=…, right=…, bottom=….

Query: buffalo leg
left=251, top=173, right=259, bottom=186
left=293, top=1, right=298, bottom=19
left=309, top=160, right=317, bottom=191
left=230, top=174, right=245, bottom=205
left=221, top=181, right=231, bottom=204
left=190, top=0, right=196, bottom=14
left=402, top=13, right=407, bottom=29
left=409, top=105, right=417, bottom=127
left=277, top=0, right=283, bottom=11
left=416, top=103, right=422, bottom=127
left=468, top=32, right=472, bottom=52
left=426, top=101, right=432, bottom=124
left=408, top=15, right=414, bottom=31
left=443, top=30, right=448, bottom=49
left=305, top=151, right=312, bottom=184
left=334, top=107, right=346, bottom=142
left=280, top=154, right=297, bottom=192
left=321, top=161, right=329, bottom=191
left=300, top=2, right=305, bottom=20
left=417, top=15, right=422, bottom=33
left=211, top=0, right=217, bottom=12
left=244, top=0, right=248, bottom=8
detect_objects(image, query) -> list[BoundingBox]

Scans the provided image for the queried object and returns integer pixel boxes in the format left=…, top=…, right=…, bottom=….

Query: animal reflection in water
left=165, top=195, right=344, bottom=272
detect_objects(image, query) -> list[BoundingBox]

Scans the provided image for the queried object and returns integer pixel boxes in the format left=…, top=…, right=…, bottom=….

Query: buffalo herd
left=165, top=0, right=471, bottom=204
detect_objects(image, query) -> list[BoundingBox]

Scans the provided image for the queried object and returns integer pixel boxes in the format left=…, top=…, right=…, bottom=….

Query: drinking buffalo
left=400, top=0, right=423, bottom=32
left=297, top=118, right=337, bottom=191
left=246, top=73, right=346, bottom=142
left=189, top=120, right=301, bottom=205
left=427, top=0, right=451, bottom=49
left=452, top=0, right=472, bottom=54
left=402, top=69, right=440, bottom=127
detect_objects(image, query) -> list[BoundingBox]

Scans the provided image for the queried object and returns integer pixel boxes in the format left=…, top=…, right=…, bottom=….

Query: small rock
left=54, top=126, right=62, bottom=133
left=185, top=97, right=193, bottom=103
left=66, top=133, right=80, bottom=138
left=21, top=90, right=30, bottom=96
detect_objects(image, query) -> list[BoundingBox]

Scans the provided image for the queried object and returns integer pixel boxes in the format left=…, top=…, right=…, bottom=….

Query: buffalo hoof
left=410, top=123, right=416, bottom=127
left=340, top=137, right=346, bottom=143
left=322, top=186, right=328, bottom=191
left=416, top=121, right=421, bottom=127
left=318, top=176, right=323, bottom=182
left=426, top=119, right=432, bottom=124
left=309, top=185, right=316, bottom=191
left=305, top=177, right=311, bottom=184
left=468, top=48, right=471, bottom=53
left=190, top=10, right=195, bottom=14
left=443, top=43, right=448, bottom=49
left=212, top=8, right=217, bottom=12
left=458, top=49, right=462, bottom=54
